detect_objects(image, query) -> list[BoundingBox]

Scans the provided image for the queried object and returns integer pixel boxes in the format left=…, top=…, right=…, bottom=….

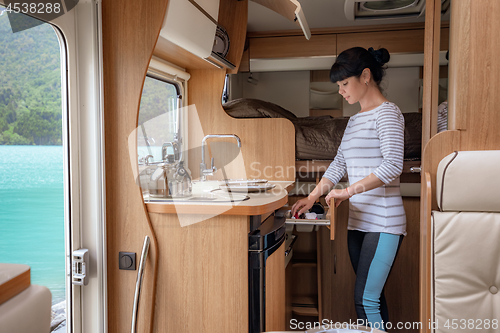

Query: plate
left=221, top=179, right=268, bottom=185
left=219, top=183, right=276, bottom=193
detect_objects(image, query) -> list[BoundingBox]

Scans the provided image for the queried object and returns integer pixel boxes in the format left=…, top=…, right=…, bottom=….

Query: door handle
left=131, top=236, right=150, bottom=333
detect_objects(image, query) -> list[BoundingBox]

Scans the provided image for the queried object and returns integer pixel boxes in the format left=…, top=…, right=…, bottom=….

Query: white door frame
left=0, top=1, right=107, bottom=331
left=52, top=1, right=107, bottom=332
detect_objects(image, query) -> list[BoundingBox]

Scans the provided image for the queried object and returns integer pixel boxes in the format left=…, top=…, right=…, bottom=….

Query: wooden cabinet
left=318, top=200, right=356, bottom=323
left=266, top=242, right=286, bottom=331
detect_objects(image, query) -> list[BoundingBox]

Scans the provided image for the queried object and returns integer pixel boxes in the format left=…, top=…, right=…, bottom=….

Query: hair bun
left=368, top=47, right=390, bottom=65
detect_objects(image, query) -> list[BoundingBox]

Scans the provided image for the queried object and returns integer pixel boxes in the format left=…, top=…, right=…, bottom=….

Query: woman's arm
left=325, top=173, right=384, bottom=207
left=291, top=174, right=335, bottom=216
left=291, top=146, right=347, bottom=216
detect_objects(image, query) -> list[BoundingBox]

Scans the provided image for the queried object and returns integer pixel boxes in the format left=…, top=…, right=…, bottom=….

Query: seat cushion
left=0, top=285, right=52, bottom=333
left=433, top=211, right=500, bottom=332
left=436, top=150, right=500, bottom=212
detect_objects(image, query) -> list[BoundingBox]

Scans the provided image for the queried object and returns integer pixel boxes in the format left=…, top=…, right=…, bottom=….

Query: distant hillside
left=0, top=13, right=62, bottom=145
left=0, top=11, right=178, bottom=146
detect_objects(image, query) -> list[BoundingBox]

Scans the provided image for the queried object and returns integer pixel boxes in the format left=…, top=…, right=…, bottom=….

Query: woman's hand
left=291, top=197, right=315, bottom=217
left=325, top=188, right=350, bottom=208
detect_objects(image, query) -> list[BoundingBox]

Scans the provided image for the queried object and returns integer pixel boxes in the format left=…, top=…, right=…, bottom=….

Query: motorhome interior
left=1, top=0, right=500, bottom=333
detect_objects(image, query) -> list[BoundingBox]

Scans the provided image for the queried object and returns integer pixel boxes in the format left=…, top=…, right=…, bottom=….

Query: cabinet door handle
left=131, top=236, right=150, bottom=333
left=334, top=254, right=337, bottom=275
left=410, top=166, right=422, bottom=174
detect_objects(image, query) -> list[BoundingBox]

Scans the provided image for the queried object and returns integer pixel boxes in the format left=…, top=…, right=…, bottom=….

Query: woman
left=291, top=46, right=406, bottom=332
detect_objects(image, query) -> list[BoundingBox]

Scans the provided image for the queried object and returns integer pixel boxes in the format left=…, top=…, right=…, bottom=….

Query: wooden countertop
left=146, top=181, right=294, bottom=215
left=0, top=263, right=31, bottom=305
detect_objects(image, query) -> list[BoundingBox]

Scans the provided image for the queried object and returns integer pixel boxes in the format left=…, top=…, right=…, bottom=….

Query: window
left=137, top=75, right=182, bottom=163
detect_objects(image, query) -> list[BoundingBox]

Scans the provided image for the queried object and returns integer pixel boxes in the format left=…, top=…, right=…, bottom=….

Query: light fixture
left=360, top=0, right=419, bottom=12
left=247, top=73, right=259, bottom=85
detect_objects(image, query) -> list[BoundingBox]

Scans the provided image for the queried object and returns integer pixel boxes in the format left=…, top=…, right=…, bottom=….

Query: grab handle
left=131, top=236, right=151, bottom=333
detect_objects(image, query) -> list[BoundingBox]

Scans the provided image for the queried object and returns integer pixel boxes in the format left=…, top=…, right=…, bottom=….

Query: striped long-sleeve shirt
left=323, top=102, right=406, bottom=235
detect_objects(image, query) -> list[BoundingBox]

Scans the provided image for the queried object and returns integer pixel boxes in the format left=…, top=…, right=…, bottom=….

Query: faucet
left=200, top=134, right=241, bottom=181
left=139, top=154, right=154, bottom=166
left=162, top=141, right=180, bottom=163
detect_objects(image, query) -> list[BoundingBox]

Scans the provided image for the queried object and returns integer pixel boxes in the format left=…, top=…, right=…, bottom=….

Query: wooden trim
left=325, top=198, right=336, bottom=240
left=146, top=195, right=288, bottom=215
left=265, top=242, right=286, bottom=331
left=219, top=0, right=248, bottom=74
left=247, top=22, right=430, bottom=38
left=419, top=130, right=461, bottom=333
left=316, top=230, right=323, bottom=320
left=337, top=29, right=426, bottom=55
left=419, top=172, right=432, bottom=333
left=295, top=160, right=421, bottom=182
left=421, top=0, right=442, bottom=154
left=249, top=34, right=336, bottom=59
left=447, top=0, right=470, bottom=132
left=0, top=267, right=30, bottom=305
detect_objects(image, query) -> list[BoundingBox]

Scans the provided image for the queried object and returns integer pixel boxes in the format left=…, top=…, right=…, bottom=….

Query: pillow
left=402, top=113, right=422, bottom=161
left=223, top=98, right=297, bottom=120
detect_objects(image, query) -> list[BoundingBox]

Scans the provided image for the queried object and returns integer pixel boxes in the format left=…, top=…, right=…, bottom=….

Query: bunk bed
left=223, top=98, right=422, bottom=182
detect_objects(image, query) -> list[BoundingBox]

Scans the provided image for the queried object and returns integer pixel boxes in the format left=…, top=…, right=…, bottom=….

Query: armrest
left=0, top=264, right=30, bottom=305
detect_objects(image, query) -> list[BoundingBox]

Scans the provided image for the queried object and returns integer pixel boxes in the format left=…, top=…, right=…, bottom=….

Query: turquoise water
left=0, top=145, right=66, bottom=305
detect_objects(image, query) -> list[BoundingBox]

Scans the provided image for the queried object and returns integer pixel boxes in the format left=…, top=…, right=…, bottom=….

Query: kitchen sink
left=146, top=191, right=249, bottom=203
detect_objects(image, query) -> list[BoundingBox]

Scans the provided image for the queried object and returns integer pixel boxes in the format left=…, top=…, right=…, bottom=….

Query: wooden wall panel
left=250, top=35, right=336, bottom=59
left=187, top=69, right=296, bottom=181
left=457, top=0, right=500, bottom=150
left=337, top=29, right=425, bottom=54
left=102, top=0, right=168, bottom=332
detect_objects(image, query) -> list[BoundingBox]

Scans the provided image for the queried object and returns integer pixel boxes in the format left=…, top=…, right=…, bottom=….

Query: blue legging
left=347, top=230, right=404, bottom=332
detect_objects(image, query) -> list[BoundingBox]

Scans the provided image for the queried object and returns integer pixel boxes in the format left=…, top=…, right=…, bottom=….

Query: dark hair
left=330, top=47, right=390, bottom=86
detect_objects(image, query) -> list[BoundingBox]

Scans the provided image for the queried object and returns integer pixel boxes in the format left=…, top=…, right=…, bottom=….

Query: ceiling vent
left=345, top=0, right=450, bottom=21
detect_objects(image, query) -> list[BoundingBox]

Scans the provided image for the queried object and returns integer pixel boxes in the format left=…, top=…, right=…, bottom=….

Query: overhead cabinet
left=159, top=0, right=235, bottom=70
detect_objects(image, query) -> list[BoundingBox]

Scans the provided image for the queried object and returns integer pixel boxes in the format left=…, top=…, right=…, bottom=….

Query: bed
left=223, top=98, right=422, bottom=162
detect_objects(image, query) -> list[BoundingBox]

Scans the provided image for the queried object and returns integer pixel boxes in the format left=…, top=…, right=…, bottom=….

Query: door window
left=0, top=8, right=68, bottom=333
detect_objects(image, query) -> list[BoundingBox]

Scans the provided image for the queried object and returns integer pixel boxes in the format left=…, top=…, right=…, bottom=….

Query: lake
left=0, top=145, right=66, bottom=305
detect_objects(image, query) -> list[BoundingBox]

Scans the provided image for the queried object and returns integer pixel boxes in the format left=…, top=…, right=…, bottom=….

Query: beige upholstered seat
left=0, top=263, right=51, bottom=333
left=432, top=151, right=500, bottom=333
